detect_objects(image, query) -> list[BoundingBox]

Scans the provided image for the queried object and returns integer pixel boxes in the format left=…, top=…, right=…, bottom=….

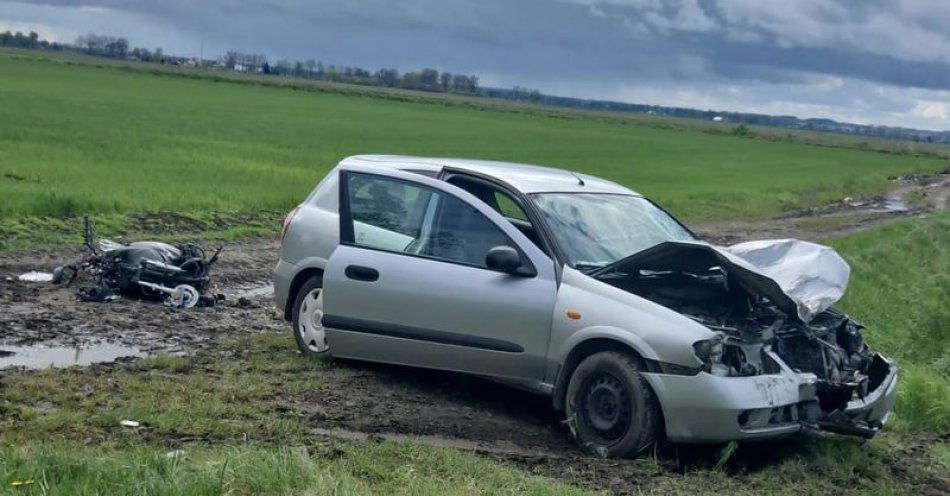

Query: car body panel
left=320, top=165, right=559, bottom=381
left=546, top=266, right=714, bottom=379
left=340, top=155, right=634, bottom=195
left=322, top=244, right=557, bottom=379
left=595, top=239, right=851, bottom=324
left=643, top=353, right=898, bottom=442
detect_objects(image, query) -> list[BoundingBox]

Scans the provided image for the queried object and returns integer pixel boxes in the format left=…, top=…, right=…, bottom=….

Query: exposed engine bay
left=592, top=239, right=895, bottom=437
left=53, top=218, right=222, bottom=309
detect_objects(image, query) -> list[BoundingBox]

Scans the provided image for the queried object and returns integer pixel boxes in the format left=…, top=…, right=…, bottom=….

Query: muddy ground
left=1, top=171, right=949, bottom=493
left=694, top=169, right=950, bottom=244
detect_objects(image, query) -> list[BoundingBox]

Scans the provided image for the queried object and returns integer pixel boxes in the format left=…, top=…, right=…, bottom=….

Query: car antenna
left=569, top=171, right=585, bottom=186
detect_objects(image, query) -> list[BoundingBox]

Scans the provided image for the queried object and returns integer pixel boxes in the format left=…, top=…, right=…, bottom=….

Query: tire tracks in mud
left=693, top=171, right=950, bottom=245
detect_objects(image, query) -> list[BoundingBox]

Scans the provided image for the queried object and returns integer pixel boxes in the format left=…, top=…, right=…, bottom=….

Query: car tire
left=565, top=351, right=661, bottom=458
left=291, top=275, right=331, bottom=358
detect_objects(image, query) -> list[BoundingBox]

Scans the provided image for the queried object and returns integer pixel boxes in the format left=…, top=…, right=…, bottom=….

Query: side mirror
left=485, top=245, right=529, bottom=275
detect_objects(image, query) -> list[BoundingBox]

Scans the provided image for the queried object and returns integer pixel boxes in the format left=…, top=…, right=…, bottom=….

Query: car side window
left=493, top=191, right=529, bottom=221
left=445, top=175, right=547, bottom=254
left=345, top=173, right=517, bottom=269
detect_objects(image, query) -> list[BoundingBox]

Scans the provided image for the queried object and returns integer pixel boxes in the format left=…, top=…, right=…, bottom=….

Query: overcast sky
left=3, top=0, right=949, bottom=130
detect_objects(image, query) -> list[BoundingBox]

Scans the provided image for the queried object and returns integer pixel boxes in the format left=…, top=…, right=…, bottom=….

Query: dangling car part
left=589, top=239, right=895, bottom=438
left=54, top=217, right=222, bottom=308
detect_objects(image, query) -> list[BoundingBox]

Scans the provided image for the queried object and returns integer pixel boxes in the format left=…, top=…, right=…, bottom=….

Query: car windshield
left=531, top=193, right=695, bottom=270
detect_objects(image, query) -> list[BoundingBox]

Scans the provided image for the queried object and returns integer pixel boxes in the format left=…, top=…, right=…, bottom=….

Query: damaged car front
left=536, top=193, right=898, bottom=443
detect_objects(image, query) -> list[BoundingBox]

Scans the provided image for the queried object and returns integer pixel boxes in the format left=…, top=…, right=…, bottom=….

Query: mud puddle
left=860, top=196, right=907, bottom=213
left=0, top=341, right=144, bottom=370
left=226, top=282, right=275, bottom=301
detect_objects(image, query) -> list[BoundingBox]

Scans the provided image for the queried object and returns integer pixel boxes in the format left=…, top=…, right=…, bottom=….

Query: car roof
left=338, top=155, right=638, bottom=195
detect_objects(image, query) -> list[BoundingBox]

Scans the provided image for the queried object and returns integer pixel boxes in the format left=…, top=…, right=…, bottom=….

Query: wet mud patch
left=296, top=360, right=575, bottom=454
left=695, top=170, right=950, bottom=244
left=0, top=237, right=286, bottom=369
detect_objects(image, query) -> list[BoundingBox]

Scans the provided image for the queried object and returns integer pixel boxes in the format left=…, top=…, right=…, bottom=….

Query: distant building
left=712, top=116, right=724, bottom=122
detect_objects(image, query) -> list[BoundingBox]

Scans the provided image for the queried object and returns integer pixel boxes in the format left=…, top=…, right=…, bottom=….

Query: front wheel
left=565, top=351, right=661, bottom=458
left=292, top=275, right=330, bottom=358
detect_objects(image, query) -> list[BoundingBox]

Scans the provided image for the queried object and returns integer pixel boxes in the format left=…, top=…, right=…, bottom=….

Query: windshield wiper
left=573, top=261, right=609, bottom=272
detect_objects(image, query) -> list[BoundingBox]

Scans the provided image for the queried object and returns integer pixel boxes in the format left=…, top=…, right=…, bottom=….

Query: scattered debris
left=54, top=217, right=222, bottom=309
left=120, top=420, right=140, bottom=428
left=17, top=271, right=53, bottom=282
left=714, top=441, right=738, bottom=471
left=10, top=480, right=34, bottom=488
left=165, top=449, right=186, bottom=459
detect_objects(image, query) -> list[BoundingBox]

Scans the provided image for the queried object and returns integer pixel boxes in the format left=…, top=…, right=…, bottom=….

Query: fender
left=558, top=325, right=661, bottom=363
left=278, top=256, right=329, bottom=320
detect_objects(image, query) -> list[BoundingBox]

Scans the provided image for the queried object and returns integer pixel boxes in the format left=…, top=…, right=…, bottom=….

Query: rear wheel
left=292, top=275, right=330, bottom=358
left=566, top=351, right=660, bottom=458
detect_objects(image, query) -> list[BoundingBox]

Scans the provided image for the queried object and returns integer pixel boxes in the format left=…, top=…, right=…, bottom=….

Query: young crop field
left=1, top=50, right=949, bottom=494
left=1, top=49, right=948, bottom=249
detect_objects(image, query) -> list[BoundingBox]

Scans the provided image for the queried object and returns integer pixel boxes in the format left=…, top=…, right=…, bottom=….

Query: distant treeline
left=2, top=31, right=479, bottom=94
left=1, top=31, right=169, bottom=62
left=1, top=30, right=68, bottom=51
left=222, top=51, right=479, bottom=94
left=483, top=87, right=950, bottom=144
left=4, top=30, right=947, bottom=144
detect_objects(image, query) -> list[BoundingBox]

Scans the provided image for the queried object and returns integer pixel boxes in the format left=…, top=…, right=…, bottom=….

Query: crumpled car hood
left=591, top=239, right=850, bottom=323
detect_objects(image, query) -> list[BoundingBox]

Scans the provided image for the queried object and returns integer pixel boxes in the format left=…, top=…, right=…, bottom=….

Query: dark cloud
left=2, top=0, right=948, bottom=129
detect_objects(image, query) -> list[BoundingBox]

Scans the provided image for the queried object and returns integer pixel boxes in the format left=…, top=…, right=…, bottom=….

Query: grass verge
left=832, top=212, right=950, bottom=434
left=1, top=332, right=947, bottom=495
left=0, top=211, right=282, bottom=252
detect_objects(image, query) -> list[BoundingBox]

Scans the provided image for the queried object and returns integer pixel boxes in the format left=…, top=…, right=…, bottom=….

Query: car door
left=321, top=166, right=558, bottom=382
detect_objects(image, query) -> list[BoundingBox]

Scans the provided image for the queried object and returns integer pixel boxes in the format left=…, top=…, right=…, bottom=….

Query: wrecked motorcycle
left=53, top=218, right=222, bottom=309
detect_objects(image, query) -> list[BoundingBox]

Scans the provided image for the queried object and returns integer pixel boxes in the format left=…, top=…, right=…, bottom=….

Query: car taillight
left=280, top=206, right=300, bottom=243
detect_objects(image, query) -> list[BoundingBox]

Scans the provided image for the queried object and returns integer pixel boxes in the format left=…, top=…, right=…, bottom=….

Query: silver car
left=274, top=155, right=898, bottom=457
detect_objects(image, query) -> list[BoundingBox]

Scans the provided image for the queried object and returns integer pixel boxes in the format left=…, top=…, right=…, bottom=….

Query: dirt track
left=1, top=171, right=949, bottom=490
left=694, top=170, right=950, bottom=244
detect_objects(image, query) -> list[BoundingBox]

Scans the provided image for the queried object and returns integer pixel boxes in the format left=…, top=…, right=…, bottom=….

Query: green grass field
left=832, top=213, right=950, bottom=434
left=1, top=50, right=949, bottom=494
left=1, top=50, right=947, bottom=240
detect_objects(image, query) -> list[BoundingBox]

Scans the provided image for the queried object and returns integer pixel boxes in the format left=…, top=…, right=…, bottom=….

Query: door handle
left=344, top=265, right=379, bottom=282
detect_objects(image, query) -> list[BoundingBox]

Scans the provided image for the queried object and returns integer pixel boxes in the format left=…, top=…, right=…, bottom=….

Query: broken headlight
left=693, top=335, right=728, bottom=375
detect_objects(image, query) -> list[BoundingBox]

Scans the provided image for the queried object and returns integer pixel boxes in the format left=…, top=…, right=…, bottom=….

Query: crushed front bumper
left=642, top=353, right=898, bottom=443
